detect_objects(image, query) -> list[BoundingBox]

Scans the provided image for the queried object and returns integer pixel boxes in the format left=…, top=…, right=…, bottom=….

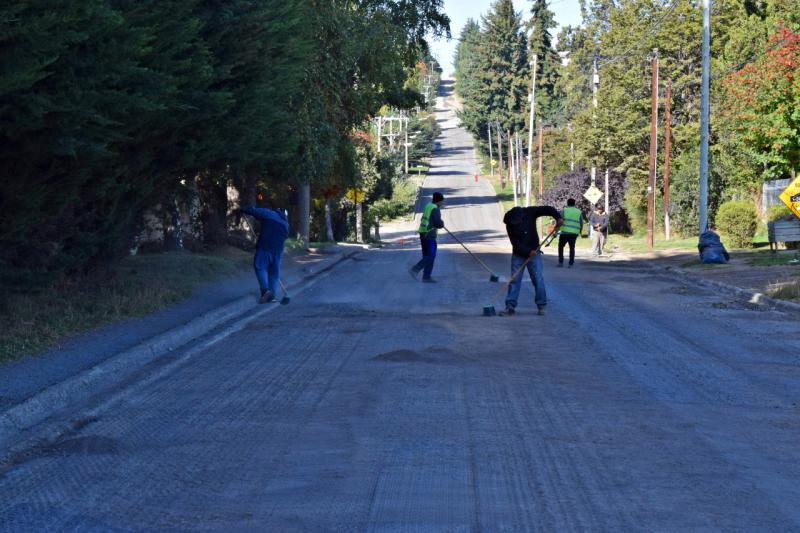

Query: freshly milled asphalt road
left=2, top=82, right=800, bottom=532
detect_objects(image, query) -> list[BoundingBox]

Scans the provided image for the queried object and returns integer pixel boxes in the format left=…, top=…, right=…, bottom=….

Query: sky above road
left=431, top=0, right=583, bottom=76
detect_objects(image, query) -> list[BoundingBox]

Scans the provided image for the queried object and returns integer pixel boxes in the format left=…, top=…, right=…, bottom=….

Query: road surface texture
left=2, top=81, right=800, bottom=531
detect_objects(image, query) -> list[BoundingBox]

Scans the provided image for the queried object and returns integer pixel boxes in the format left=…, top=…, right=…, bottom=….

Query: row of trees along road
left=455, top=0, right=800, bottom=236
left=0, top=0, right=449, bottom=288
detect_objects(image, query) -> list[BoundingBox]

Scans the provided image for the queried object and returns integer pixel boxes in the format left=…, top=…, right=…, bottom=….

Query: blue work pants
left=412, top=235, right=437, bottom=279
left=505, top=253, right=547, bottom=309
left=254, top=248, right=281, bottom=295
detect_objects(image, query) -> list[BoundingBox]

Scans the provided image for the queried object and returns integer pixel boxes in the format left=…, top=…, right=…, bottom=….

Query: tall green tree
left=475, top=0, right=530, bottom=134
left=526, top=0, right=563, bottom=126
left=454, top=19, right=484, bottom=138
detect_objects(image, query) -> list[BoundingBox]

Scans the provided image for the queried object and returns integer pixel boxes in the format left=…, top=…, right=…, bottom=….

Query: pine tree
left=475, top=0, right=530, bottom=134
left=454, top=19, right=485, bottom=138
left=526, top=0, right=564, bottom=126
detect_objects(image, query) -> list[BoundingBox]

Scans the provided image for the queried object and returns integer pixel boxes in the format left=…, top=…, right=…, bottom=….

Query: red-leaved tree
left=721, top=23, right=800, bottom=182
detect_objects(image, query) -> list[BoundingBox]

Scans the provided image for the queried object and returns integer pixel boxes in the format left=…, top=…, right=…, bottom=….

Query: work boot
left=259, top=290, right=275, bottom=304
left=422, top=277, right=437, bottom=283
left=537, top=306, right=545, bottom=316
left=501, top=306, right=515, bottom=316
left=408, top=267, right=420, bottom=280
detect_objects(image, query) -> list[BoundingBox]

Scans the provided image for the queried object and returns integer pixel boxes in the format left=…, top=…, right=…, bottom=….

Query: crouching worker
left=238, top=201, right=289, bottom=303
left=502, top=205, right=563, bottom=316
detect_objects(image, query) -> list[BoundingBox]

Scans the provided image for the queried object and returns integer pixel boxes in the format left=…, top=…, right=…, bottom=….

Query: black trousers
left=558, top=233, right=578, bottom=265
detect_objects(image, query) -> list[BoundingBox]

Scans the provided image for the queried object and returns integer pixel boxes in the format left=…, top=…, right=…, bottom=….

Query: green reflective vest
left=418, top=202, right=438, bottom=238
left=561, top=207, right=582, bottom=235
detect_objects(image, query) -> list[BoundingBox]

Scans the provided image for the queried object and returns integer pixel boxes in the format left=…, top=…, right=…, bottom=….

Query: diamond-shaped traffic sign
left=779, top=176, right=800, bottom=219
left=583, top=184, right=603, bottom=205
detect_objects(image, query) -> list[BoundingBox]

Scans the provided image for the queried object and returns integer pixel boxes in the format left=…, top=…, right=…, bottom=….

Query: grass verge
left=0, top=247, right=252, bottom=365
left=768, top=279, right=800, bottom=303
left=605, top=234, right=699, bottom=254
left=489, top=176, right=516, bottom=213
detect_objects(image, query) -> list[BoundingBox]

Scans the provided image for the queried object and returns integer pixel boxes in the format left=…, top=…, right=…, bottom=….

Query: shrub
left=715, top=200, right=758, bottom=248
left=767, top=203, right=794, bottom=222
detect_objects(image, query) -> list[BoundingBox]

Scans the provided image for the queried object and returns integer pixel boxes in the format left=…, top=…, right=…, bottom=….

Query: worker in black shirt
left=502, top=205, right=563, bottom=316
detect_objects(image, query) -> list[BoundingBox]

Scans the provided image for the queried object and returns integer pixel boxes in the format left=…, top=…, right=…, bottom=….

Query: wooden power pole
left=488, top=122, right=494, bottom=179
left=664, top=79, right=672, bottom=241
left=646, top=49, right=659, bottom=250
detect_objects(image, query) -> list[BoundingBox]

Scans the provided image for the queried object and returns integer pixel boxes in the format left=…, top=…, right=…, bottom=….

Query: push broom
left=482, top=230, right=558, bottom=316
left=443, top=227, right=500, bottom=282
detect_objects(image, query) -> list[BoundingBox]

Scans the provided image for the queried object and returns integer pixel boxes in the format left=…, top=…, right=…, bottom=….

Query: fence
left=762, top=179, right=791, bottom=216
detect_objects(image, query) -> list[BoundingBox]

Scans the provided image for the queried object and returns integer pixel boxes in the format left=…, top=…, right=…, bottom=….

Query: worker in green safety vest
left=558, top=198, right=583, bottom=268
left=409, top=192, right=445, bottom=282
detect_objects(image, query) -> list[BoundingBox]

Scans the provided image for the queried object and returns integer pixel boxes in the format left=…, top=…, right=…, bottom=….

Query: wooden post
left=488, top=122, right=494, bottom=179
left=664, top=79, right=672, bottom=240
left=646, top=49, right=659, bottom=250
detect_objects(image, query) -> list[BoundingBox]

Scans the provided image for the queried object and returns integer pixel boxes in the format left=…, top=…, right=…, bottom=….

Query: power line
left=597, top=0, right=680, bottom=68
left=669, top=31, right=797, bottom=94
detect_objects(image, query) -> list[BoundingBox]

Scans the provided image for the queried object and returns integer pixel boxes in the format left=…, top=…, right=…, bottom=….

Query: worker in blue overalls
left=238, top=196, right=289, bottom=303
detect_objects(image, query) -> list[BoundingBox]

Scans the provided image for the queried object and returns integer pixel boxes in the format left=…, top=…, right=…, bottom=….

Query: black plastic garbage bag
left=698, top=231, right=730, bottom=264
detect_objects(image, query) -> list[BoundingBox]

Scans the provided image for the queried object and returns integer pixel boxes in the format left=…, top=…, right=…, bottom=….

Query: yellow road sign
left=583, top=184, right=603, bottom=205
left=346, top=189, right=366, bottom=203
left=779, top=176, right=800, bottom=219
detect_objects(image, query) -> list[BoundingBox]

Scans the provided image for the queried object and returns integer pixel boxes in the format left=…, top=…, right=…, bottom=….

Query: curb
left=0, top=248, right=360, bottom=449
left=655, top=264, right=800, bottom=314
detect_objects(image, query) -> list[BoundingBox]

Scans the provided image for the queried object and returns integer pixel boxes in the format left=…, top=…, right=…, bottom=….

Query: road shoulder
left=0, top=245, right=362, bottom=450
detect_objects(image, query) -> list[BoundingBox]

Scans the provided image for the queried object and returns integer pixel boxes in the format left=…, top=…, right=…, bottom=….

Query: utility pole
left=604, top=168, right=610, bottom=237
left=509, top=130, right=517, bottom=206
left=377, top=116, right=382, bottom=153
left=507, top=129, right=513, bottom=193
left=526, top=54, right=538, bottom=207
left=299, top=183, right=310, bottom=249
left=517, top=133, right=524, bottom=197
left=568, top=122, right=575, bottom=172
left=647, top=48, right=659, bottom=250
left=404, top=116, right=409, bottom=174
left=664, top=79, right=672, bottom=240
left=537, top=124, right=544, bottom=236
left=496, top=121, right=504, bottom=188
left=699, top=0, right=711, bottom=234
left=591, top=56, right=599, bottom=185
left=537, top=124, right=544, bottom=200
left=488, top=122, right=494, bottom=179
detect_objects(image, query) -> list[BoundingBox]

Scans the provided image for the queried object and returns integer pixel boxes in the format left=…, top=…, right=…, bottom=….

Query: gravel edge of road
left=652, top=263, right=800, bottom=314
left=0, top=248, right=361, bottom=451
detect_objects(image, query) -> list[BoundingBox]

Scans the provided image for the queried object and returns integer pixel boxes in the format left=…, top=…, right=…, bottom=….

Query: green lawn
left=739, top=249, right=800, bottom=267
left=487, top=174, right=518, bottom=213
left=284, top=239, right=337, bottom=253
left=0, top=247, right=252, bottom=365
left=604, top=234, right=699, bottom=254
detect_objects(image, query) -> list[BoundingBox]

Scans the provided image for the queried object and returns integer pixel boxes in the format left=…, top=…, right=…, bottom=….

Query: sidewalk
left=0, top=244, right=362, bottom=441
left=578, top=245, right=800, bottom=310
